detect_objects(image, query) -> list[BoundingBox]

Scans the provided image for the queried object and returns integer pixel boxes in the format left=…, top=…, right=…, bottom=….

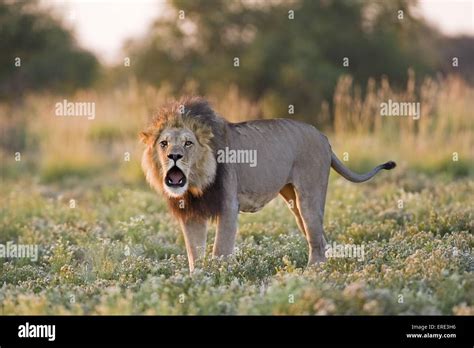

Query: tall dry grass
left=1, top=73, right=472, bottom=183
left=330, top=72, right=473, bottom=176
left=333, top=70, right=473, bottom=137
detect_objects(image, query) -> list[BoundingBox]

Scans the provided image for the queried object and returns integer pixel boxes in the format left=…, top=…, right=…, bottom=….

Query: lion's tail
left=330, top=152, right=396, bottom=183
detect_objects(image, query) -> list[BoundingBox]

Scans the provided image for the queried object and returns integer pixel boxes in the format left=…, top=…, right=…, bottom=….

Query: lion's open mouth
left=165, top=166, right=187, bottom=188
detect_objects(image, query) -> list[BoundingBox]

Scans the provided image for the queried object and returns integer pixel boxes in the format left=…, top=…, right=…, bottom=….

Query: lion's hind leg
left=293, top=180, right=329, bottom=266
left=279, top=184, right=307, bottom=238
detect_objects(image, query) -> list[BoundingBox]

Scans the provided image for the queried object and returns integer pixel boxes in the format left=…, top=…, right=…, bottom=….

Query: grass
left=0, top=169, right=472, bottom=315
left=0, top=74, right=473, bottom=315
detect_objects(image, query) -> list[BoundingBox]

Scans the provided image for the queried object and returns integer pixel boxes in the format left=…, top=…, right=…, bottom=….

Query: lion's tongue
left=168, top=168, right=184, bottom=184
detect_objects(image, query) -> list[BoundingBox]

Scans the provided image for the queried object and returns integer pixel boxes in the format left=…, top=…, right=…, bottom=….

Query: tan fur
left=141, top=97, right=395, bottom=271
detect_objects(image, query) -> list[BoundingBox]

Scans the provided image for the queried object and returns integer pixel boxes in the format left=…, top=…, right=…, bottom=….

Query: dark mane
left=180, top=96, right=227, bottom=152
left=159, top=96, right=228, bottom=221
left=167, top=163, right=226, bottom=221
left=180, top=96, right=216, bottom=120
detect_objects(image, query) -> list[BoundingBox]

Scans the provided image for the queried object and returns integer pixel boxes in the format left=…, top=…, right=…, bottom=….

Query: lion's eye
left=184, top=140, right=193, bottom=147
left=159, top=140, right=168, bottom=148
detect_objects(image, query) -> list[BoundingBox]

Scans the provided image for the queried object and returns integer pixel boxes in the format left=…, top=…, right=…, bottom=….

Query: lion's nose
left=168, top=153, right=183, bottom=162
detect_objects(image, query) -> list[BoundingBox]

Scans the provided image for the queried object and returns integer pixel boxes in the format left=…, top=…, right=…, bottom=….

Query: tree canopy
left=0, top=0, right=99, bottom=99
left=126, top=0, right=440, bottom=120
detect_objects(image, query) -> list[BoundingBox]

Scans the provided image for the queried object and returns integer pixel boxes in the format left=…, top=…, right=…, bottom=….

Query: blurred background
left=1, top=0, right=473, bottom=185
left=1, top=0, right=473, bottom=316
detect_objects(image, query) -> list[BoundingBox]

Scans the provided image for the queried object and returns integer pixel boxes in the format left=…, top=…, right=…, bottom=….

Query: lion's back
left=228, top=118, right=329, bottom=155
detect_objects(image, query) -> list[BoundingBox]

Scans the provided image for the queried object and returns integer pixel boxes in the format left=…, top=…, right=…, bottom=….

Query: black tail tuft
left=382, top=161, right=396, bottom=170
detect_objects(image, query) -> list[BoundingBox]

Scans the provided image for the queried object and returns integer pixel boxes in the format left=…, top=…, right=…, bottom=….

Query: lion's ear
left=139, top=131, right=152, bottom=144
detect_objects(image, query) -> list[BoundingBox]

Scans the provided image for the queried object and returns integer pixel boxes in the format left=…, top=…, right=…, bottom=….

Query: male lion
left=140, top=97, right=396, bottom=271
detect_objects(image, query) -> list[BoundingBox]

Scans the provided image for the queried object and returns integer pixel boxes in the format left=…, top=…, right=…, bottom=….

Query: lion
left=140, top=96, right=396, bottom=271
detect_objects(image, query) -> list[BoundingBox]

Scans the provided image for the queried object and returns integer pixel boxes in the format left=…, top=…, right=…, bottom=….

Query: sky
left=50, top=0, right=161, bottom=64
left=47, top=0, right=474, bottom=65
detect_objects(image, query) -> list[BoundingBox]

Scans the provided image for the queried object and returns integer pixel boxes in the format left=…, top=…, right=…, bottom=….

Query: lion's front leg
left=180, top=219, right=208, bottom=271
left=213, top=197, right=239, bottom=257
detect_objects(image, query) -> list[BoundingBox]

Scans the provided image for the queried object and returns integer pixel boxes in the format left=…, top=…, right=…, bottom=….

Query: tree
left=0, top=0, right=99, bottom=99
left=126, top=0, right=439, bottom=123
